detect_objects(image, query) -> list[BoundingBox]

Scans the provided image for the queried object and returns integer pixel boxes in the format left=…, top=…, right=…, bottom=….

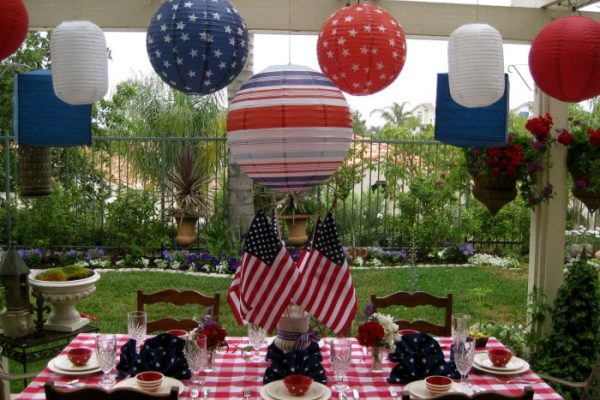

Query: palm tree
left=370, top=101, right=413, bottom=128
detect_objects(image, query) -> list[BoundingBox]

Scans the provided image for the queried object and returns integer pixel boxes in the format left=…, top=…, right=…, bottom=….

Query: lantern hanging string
left=288, top=0, right=292, bottom=64
left=475, top=0, right=479, bottom=22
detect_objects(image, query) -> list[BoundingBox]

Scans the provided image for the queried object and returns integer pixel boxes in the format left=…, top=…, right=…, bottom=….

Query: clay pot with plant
left=278, top=192, right=319, bottom=247
left=168, top=147, right=212, bottom=247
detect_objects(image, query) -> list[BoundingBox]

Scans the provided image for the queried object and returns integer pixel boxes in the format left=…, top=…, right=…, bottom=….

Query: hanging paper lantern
left=0, top=0, right=29, bottom=61
left=448, top=23, right=505, bottom=108
left=529, top=16, right=600, bottom=103
left=50, top=21, right=109, bottom=105
left=227, top=64, right=353, bottom=193
left=146, top=0, right=249, bottom=95
left=317, top=3, right=407, bottom=96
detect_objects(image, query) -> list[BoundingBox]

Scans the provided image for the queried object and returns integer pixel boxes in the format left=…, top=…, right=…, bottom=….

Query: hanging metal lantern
left=0, top=0, right=28, bottom=61
left=146, top=0, right=249, bottom=95
left=317, top=3, right=407, bottom=96
left=227, top=64, right=353, bottom=193
left=50, top=21, right=109, bottom=105
left=529, top=16, right=600, bottom=103
left=0, top=249, right=32, bottom=338
left=448, top=23, right=505, bottom=108
left=18, top=145, right=51, bottom=197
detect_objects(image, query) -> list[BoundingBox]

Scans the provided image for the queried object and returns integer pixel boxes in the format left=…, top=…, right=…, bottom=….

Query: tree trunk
left=226, top=33, right=255, bottom=241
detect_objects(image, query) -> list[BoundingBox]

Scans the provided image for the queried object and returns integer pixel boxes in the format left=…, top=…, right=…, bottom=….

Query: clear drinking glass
left=95, top=334, right=117, bottom=388
left=454, top=338, right=475, bottom=385
left=330, top=338, right=352, bottom=393
left=452, top=313, right=472, bottom=341
left=184, top=334, right=208, bottom=387
left=247, top=323, right=266, bottom=362
left=127, top=311, right=147, bottom=351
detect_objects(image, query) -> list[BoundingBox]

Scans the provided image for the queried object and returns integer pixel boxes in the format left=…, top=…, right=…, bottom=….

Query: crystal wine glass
left=127, top=311, right=147, bottom=351
left=454, top=337, right=475, bottom=386
left=95, top=334, right=117, bottom=388
left=184, top=334, right=208, bottom=387
left=330, top=338, right=352, bottom=393
left=247, top=323, right=266, bottom=362
left=452, top=313, right=472, bottom=342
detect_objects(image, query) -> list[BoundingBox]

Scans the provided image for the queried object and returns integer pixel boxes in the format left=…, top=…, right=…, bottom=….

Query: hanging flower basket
left=471, top=174, right=518, bottom=215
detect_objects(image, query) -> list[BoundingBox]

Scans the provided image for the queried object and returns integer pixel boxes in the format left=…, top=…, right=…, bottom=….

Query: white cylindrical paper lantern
left=50, top=21, right=108, bottom=105
left=448, top=23, right=505, bottom=108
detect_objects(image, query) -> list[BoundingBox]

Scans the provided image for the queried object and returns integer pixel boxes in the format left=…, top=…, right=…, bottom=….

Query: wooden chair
left=400, top=386, right=534, bottom=400
left=370, top=291, right=453, bottom=337
left=44, top=382, right=179, bottom=400
left=137, top=289, right=220, bottom=333
left=537, top=356, right=600, bottom=400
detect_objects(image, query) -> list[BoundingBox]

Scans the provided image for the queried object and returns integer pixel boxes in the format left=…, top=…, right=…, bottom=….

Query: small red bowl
left=399, top=329, right=419, bottom=337
left=283, top=375, right=312, bottom=396
left=67, top=348, right=92, bottom=366
left=136, top=371, right=164, bottom=392
left=166, top=329, right=188, bottom=338
left=424, top=375, right=453, bottom=395
left=488, top=348, right=513, bottom=368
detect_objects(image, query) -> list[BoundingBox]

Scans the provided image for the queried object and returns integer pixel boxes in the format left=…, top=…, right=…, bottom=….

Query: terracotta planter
left=174, top=215, right=198, bottom=247
left=280, top=214, right=311, bottom=247
left=29, top=270, right=100, bottom=332
left=471, top=174, right=517, bottom=215
left=570, top=173, right=600, bottom=213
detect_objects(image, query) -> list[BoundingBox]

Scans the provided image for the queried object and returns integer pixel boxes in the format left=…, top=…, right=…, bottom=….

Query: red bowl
left=488, top=348, right=513, bottom=368
left=283, top=375, right=312, bottom=396
left=67, top=348, right=92, bottom=366
left=136, top=371, right=164, bottom=392
left=166, top=329, right=188, bottom=338
left=424, top=375, right=453, bottom=395
left=399, top=329, right=419, bottom=337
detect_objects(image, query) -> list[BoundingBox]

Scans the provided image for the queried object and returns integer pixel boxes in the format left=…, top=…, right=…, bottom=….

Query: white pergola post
left=528, top=89, right=568, bottom=336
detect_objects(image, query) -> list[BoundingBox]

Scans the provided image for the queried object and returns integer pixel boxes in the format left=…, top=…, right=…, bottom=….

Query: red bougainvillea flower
left=525, top=113, right=553, bottom=141
left=357, top=321, right=385, bottom=347
left=198, top=322, right=227, bottom=350
left=575, top=179, right=588, bottom=190
left=587, top=128, right=600, bottom=146
left=557, top=129, right=574, bottom=145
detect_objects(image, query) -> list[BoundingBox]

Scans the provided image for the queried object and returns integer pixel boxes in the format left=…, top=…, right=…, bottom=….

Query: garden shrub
left=530, top=258, right=600, bottom=400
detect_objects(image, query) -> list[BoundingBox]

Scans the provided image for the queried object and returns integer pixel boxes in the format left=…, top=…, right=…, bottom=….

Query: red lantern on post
left=317, top=3, right=407, bottom=96
left=529, top=16, right=600, bottom=103
left=0, top=0, right=29, bottom=61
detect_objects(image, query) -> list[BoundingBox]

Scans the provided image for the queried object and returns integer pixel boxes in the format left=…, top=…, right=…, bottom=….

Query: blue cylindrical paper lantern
left=146, top=0, right=249, bottom=95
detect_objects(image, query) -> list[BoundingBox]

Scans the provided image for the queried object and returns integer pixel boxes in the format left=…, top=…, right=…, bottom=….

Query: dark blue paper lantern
left=146, top=0, right=249, bottom=95
left=434, top=73, right=509, bottom=148
left=13, top=69, right=91, bottom=147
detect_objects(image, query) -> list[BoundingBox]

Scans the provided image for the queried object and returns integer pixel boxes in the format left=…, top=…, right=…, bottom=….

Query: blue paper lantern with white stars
left=146, top=0, right=249, bottom=95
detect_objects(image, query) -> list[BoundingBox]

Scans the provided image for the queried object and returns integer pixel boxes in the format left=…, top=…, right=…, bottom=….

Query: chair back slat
left=45, top=382, right=179, bottom=400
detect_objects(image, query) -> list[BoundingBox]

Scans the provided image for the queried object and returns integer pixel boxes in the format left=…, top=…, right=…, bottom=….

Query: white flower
left=355, top=257, right=364, bottom=267
left=372, top=313, right=400, bottom=350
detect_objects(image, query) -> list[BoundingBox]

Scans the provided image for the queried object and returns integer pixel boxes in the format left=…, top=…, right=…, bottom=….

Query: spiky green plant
left=168, top=146, right=212, bottom=218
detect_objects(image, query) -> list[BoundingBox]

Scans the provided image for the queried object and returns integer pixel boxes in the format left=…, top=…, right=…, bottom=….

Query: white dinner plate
left=113, top=376, right=185, bottom=395
left=53, top=354, right=99, bottom=372
left=47, top=357, right=101, bottom=376
left=473, top=353, right=526, bottom=372
left=260, top=381, right=331, bottom=400
left=473, top=354, right=530, bottom=376
left=405, top=380, right=473, bottom=399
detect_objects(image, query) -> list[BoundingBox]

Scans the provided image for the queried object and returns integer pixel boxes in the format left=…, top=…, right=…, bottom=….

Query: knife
left=352, top=388, right=360, bottom=400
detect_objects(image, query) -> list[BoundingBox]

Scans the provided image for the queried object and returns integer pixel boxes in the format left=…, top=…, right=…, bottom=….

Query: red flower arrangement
left=557, top=120, right=600, bottom=195
left=357, top=321, right=385, bottom=348
left=195, top=316, right=228, bottom=351
left=465, top=113, right=555, bottom=208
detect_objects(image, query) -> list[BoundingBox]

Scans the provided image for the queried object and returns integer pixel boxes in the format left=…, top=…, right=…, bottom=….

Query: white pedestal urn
left=29, top=270, right=100, bottom=332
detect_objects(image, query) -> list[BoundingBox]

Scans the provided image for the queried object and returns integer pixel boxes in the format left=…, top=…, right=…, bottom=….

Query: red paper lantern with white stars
left=317, top=3, right=406, bottom=96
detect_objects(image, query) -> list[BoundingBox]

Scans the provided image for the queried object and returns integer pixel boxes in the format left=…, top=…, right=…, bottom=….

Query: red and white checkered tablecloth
left=15, top=334, right=563, bottom=400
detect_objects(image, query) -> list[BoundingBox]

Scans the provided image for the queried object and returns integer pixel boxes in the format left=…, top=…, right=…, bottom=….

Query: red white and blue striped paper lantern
left=146, top=0, right=249, bottom=95
left=227, top=64, right=353, bottom=193
left=317, top=3, right=407, bottom=96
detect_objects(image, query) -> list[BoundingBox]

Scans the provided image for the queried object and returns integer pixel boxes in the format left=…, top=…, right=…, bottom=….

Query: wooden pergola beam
left=23, top=0, right=600, bottom=42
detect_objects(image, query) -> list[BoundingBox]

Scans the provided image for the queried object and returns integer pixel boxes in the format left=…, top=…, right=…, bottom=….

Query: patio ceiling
left=23, top=0, right=600, bottom=42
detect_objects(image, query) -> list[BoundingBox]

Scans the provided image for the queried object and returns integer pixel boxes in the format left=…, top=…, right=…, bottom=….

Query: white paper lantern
left=448, top=23, right=504, bottom=108
left=50, top=21, right=108, bottom=105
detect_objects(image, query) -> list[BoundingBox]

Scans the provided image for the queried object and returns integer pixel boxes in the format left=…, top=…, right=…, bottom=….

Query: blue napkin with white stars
left=116, top=333, right=191, bottom=380
left=263, top=341, right=327, bottom=384
left=388, top=332, right=459, bottom=384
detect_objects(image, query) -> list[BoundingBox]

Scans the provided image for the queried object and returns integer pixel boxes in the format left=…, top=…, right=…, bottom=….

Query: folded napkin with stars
left=116, top=333, right=191, bottom=380
left=388, top=332, right=459, bottom=384
left=263, top=341, right=327, bottom=384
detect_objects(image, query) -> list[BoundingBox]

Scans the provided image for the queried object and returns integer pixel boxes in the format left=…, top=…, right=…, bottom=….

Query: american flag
left=227, top=211, right=298, bottom=332
left=292, top=212, right=357, bottom=335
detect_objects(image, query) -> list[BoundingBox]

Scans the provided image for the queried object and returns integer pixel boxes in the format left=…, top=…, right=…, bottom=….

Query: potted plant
left=468, top=286, right=493, bottom=348
left=29, top=265, right=100, bottom=332
left=557, top=120, right=600, bottom=212
left=465, top=113, right=554, bottom=214
left=168, top=147, right=212, bottom=247
left=277, top=192, right=319, bottom=247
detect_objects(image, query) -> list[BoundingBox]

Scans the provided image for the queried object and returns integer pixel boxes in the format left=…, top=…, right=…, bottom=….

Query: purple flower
left=527, top=160, right=543, bottom=174
left=228, top=257, right=239, bottom=272
left=529, top=196, right=541, bottom=206
left=458, top=243, right=474, bottom=257
left=363, top=303, right=374, bottom=318
left=542, top=183, right=554, bottom=197
left=161, top=250, right=174, bottom=262
left=85, top=248, right=105, bottom=262
left=575, top=179, right=588, bottom=190
left=470, top=148, right=481, bottom=157
left=532, top=140, right=544, bottom=150
left=65, top=249, right=80, bottom=257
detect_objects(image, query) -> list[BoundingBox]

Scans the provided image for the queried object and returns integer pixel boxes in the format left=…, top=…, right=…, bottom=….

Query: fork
left=243, top=388, right=251, bottom=400
left=389, top=388, right=398, bottom=400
